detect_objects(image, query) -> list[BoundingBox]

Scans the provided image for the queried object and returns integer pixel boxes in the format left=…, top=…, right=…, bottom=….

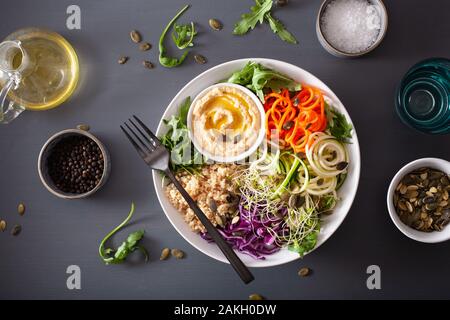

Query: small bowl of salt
left=316, top=0, right=388, bottom=57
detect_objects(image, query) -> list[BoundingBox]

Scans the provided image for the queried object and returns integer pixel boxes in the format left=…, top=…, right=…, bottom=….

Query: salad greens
left=233, top=0, right=272, bottom=35
left=326, top=105, right=353, bottom=143
left=172, top=22, right=197, bottom=50
left=160, top=97, right=203, bottom=172
left=233, top=0, right=298, bottom=44
left=227, top=61, right=301, bottom=101
left=159, top=5, right=192, bottom=68
left=99, top=203, right=148, bottom=265
left=266, top=12, right=298, bottom=44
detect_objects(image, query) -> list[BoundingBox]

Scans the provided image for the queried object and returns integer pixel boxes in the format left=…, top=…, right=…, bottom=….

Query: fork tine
left=132, top=115, right=161, bottom=145
left=129, top=118, right=154, bottom=146
left=120, top=125, right=147, bottom=159
left=124, top=122, right=154, bottom=152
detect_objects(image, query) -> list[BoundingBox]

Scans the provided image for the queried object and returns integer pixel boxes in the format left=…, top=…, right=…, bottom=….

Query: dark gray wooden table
left=0, top=0, right=449, bottom=299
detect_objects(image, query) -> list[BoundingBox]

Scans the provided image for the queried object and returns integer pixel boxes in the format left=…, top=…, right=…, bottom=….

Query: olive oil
left=2, top=28, right=79, bottom=111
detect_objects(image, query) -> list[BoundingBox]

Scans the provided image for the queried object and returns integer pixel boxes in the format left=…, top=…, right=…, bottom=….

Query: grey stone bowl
left=37, top=125, right=111, bottom=199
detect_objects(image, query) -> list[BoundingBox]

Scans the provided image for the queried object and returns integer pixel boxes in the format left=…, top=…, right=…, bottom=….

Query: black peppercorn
left=47, top=136, right=105, bottom=194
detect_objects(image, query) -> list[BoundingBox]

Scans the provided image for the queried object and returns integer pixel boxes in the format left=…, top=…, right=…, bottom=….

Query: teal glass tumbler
left=395, top=58, right=450, bottom=134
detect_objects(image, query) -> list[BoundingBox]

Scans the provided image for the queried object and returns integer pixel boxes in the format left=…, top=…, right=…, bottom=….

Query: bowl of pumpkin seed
left=387, top=158, right=450, bottom=243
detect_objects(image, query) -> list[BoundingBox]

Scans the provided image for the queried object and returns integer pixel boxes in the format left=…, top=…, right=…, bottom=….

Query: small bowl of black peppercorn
left=38, top=125, right=111, bottom=199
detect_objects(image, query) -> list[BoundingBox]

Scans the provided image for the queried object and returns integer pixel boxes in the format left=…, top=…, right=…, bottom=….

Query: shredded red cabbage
left=201, top=196, right=289, bottom=260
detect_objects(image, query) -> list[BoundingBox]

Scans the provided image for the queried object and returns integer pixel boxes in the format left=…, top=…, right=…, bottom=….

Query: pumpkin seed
left=139, top=42, right=151, bottom=51
left=0, top=220, right=6, bottom=232
left=282, top=121, right=294, bottom=130
left=399, top=184, right=408, bottom=194
left=143, top=60, right=154, bottom=69
left=160, top=248, right=170, bottom=260
left=231, top=216, right=240, bottom=224
left=249, top=294, right=264, bottom=300
left=430, top=187, right=438, bottom=193
left=18, top=203, right=25, bottom=216
left=208, top=199, right=218, bottom=212
left=298, top=267, right=310, bottom=277
left=336, top=161, right=348, bottom=171
left=208, top=18, right=223, bottom=31
left=405, top=190, right=419, bottom=199
left=171, top=248, right=185, bottom=259
left=11, top=224, right=21, bottom=236
left=118, top=56, right=129, bottom=64
left=420, top=172, right=428, bottom=180
left=76, top=124, right=90, bottom=131
left=130, top=30, right=142, bottom=43
left=407, top=185, right=419, bottom=191
left=288, top=194, right=298, bottom=208
left=406, top=201, right=413, bottom=213
left=215, top=215, right=225, bottom=227
left=194, top=54, right=207, bottom=64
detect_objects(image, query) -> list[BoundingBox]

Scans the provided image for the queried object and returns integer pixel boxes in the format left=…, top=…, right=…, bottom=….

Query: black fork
left=121, top=115, right=254, bottom=284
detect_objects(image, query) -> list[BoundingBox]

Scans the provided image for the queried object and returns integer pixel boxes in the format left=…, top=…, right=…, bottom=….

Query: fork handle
left=164, top=169, right=254, bottom=284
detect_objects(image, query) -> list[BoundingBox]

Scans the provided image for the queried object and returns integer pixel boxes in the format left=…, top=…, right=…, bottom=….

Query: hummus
left=191, top=85, right=261, bottom=159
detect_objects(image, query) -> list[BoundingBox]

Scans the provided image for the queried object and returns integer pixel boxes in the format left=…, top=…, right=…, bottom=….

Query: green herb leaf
left=288, top=231, right=318, bottom=258
left=326, top=105, right=353, bottom=143
left=98, top=203, right=148, bottom=265
left=227, top=61, right=300, bottom=101
left=266, top=13, right=298, bottom=44
left=172, top=22, right=197, bottom=49
left=160, top=97, right=204, bottom=172
left=159, top=5, right=191, bottom=68
left=233, top=0, right=273, bottom=35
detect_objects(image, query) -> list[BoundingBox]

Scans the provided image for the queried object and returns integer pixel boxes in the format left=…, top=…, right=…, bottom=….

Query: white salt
left=321, top=0, right=381, bottom=54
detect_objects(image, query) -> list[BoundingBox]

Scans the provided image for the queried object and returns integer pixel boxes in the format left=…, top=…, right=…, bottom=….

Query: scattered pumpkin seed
left=194, top=54, right=207, bottom=64
left=298, top=267, right=311, bottom=277
left=208, top=18, right=223, bottom=31
left=76, top=124, right=90, bottom=131
left=139, top=42, right=151, bottom=51
left=288, top=194, right=298, bottom=208
left=282, top=121, right=294, bottom=130
left=0, top=220, right=6, bottom=232
left=249, top=294, right=264, bottom=300
left=118, top=56, right=129, bottom=64
left=11, top=224, right=21, bottom=236
left=215, top=215, right=225, bottom=227
left=130, top=30, right=142, bottom=43
left=160, top=248, right=170, bottom=260
left=171, top=248, right=185, bottom=259
left=18, top=203, right=25, bottom=216
left=336, top=161, right=348, bottom=171
left=208, top=199, right=218, bottom=212
left=143, top=60, right=154, bottom=69
left=231, top=216, right=240, bottom=224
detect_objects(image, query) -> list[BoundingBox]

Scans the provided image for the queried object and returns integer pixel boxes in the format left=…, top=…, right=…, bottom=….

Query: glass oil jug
left=0, top=28, right=79, bottom=123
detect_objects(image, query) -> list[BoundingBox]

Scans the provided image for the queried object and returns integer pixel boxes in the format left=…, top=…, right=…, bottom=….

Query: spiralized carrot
left=264, top=86, right=327, bottom=153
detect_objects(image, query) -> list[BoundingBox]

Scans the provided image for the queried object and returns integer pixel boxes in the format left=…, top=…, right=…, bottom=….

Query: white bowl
left=153, top=58, right=361, bottom=267
left=186, top=83, right=266, bottom=163
left=387, top=158, right=450, bottom=243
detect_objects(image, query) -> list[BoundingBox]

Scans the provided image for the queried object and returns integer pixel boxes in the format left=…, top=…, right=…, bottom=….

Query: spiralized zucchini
left=306, top=132, right=348, bottom=178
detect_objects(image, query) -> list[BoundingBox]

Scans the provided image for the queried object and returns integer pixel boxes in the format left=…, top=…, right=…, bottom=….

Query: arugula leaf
left=227, top=61, right=300, bottom=101
left=99, top=203, right=148, bottom=265
left=159, top=5, right=191, bottom=68
left=160, top=97, right=204, bottom=172
left=326, top=104, right=353, bottom=143
left=266, top=12, right=298, bottom=44
left=233, top=0, right=273, bottom=35
left=172, top=22, right=197, bottom=49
